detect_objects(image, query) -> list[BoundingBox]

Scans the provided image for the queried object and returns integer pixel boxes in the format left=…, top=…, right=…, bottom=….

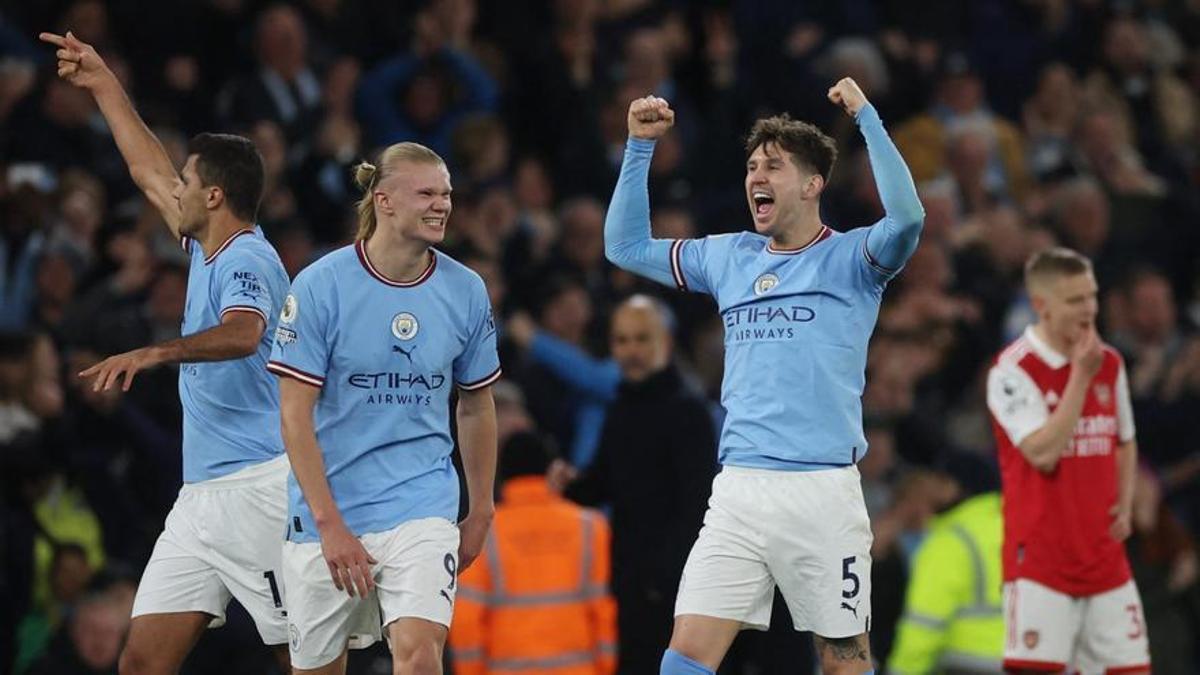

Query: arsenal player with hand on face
left=987, top=247, right=1149, bottom=674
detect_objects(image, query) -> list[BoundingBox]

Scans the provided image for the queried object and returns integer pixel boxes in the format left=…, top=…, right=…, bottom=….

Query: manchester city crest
left=391, top=312, right=419, bottom=340
left=754, top=273, right=780, bottom=296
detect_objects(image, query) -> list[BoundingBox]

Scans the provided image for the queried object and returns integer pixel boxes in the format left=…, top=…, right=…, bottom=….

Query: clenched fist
left=627, top=96, right=675, bottom=140
left=827, top=77, right=869, bottom=117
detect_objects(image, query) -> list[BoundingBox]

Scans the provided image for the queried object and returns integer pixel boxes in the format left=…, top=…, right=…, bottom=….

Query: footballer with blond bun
left=605, top=78, right=924, bottom=674
left=987, top=247, right=1149, bottom=673
left=267, top=142, right=500, bottom=674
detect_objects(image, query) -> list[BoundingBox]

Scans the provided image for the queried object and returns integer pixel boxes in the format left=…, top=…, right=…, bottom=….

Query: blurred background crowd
left=1, top=0, right=1199, bottom=673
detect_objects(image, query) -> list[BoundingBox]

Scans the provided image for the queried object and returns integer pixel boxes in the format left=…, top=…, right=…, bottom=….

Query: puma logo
left=392, top=344, right=416, bottom=363
left=841, top=600, right=859, bottom=618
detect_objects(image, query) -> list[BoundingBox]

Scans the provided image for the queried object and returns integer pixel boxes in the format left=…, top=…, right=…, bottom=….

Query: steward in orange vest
left=449, top=431, right=617, bottom=675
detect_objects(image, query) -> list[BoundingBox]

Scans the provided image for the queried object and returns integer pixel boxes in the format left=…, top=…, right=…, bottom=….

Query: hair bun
left=354, top=161, right=378, bottom=191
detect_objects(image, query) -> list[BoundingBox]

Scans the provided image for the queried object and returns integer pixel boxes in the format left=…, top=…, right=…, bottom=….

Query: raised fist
left=827, top=77, right=869, bottom=117
left=627, top=96, right=675, bottom=140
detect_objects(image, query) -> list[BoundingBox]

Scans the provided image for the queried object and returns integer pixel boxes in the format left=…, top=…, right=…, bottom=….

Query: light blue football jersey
left=605, top=104, right=924, bottom=470
left=179, top=228, right=290, bottom=482
left=268, top=242, right=501, bottom=543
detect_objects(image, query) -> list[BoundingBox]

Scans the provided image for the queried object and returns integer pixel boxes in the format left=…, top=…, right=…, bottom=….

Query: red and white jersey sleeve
left=1115, top=360, right=1135, bottom=443
left=987, top=360, right=1049, bottom=447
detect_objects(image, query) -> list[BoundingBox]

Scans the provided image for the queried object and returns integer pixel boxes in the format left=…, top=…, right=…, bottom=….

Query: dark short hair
left=1024, top=246, right=1093, bottom=290
left=499, top=431, right=558, bottom=482
left=1120, top=265, right=1169, bottom=296
left=187, top=133, right=265, bottom=223
left=534, top=274, right=587, bottom=319
left=745, top=114, right=838, bottom=181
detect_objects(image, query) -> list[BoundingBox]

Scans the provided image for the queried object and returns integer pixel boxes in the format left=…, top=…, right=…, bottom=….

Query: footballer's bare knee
left=388, top=618, right=445, bottom=675
left=665, top=614, right=740, bottom=671
left=120, top=612, right=209, bottom=675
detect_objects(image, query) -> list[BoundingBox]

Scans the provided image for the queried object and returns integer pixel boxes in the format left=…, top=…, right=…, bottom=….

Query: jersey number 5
left=842, top=556, right=860, bottom=599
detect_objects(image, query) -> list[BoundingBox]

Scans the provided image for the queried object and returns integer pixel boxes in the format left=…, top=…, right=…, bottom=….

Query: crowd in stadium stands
left=2, top=0, right=1199, bottom=673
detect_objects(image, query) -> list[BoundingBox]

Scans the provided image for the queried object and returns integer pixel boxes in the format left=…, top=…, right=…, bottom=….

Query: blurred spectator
left=57, top=346, right=179, bottom=565
left=1071, top=107, right=1166, bottom=197
left=30, top=250, right=78, bottom=334
left=888, top=492, right=1004, bottom=675
left=542, top=197, right=610, bottom=304
left=217, top=4, right=323, bottom=158
left=893, top=51, right=1029, bottom=207
left=356, top=3, right=497, bottom=156
left=13, top=543, right=92, bottom=671
left=1023, top=62, right=1081, bottom=182
left=0, top=332, right=48, bottom=441
left=27, top=584, right=129, bottom=675
left=248, top=119, right=301, bottom=233
left=449, top=430, right=617, bottom=675
left=1127, top=466, right=1199, bottom=675
left=0, top=167, right=53, bottom=330
left=451, top=113, right=510, bottom=189
left=1083, top=16, right=1197, bottom=166
left=508, top=277, right=606, bottom=466
left=45, top=168, right=104, bottom=273
left=1110, top=268, right=1200, bottom=527
left=869, top=470, right=961, bottom=659
left=556, top=295, right=716, bottom=675
left=490, top=379, right=533, bottom=451
left=60, top=247, right=185, bottom=426
left=860, top=422, right=902, bottom=519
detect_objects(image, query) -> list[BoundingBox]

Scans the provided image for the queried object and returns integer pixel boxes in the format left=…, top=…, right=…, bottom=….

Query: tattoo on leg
left=815, top=635, right=869, bottom=661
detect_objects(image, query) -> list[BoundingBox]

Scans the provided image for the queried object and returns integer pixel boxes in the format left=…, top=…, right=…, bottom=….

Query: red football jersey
left=986, top=326, right=1135, bottom=597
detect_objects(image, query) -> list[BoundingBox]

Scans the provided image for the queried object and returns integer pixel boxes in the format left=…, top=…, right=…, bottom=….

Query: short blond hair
left=353, top=142, right=446, bottom=241
left=1024, top=246, right=1093, bottom=293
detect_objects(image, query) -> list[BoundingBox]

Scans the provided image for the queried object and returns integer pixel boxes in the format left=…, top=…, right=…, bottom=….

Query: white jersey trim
left=987, top=356, right=1048, bottom=447
left=1116, top=361, right=1135, bottom=442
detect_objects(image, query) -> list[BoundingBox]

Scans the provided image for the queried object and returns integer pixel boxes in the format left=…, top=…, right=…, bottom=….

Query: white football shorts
left=675, top=464, right=873, bottom=638
left=131, top=454, right=290, bottom=644
left=282, top=516, right=461, bottom=669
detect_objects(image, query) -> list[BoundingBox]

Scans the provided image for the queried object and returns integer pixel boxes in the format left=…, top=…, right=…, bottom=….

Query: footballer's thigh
left=761, top=466, right=873, bottom=674
left=130, top=486, right=233, bottom=630
left=124, top=485, right=234, bottom=673
left=764, top=465, right=873, bottom=639
left=1073, top=579, right=1150, bottom=673
left=204, top=458, right=292, bottom=645
left=282, top=537, right=380, bottom=672
left=1002, top=578, right=1081, bottom=671
left=370, top=517, right=461, bottom=632
left=671, top=469, right=776, bottom=668
left=367, top=517, right=460, bottom=674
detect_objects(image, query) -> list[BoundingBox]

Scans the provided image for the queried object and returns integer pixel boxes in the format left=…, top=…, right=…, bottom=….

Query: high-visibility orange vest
left=449, top=477, right=617, bottom=675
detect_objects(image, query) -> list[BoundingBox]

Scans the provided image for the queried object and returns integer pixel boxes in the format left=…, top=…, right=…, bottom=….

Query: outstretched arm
left=77, top=311, right=263, bottom=392
left=604, top=96, right=681, bottom=288
left=41, top=31, right=183, bottom=237
left=828, top=78, right=924, bottom=273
